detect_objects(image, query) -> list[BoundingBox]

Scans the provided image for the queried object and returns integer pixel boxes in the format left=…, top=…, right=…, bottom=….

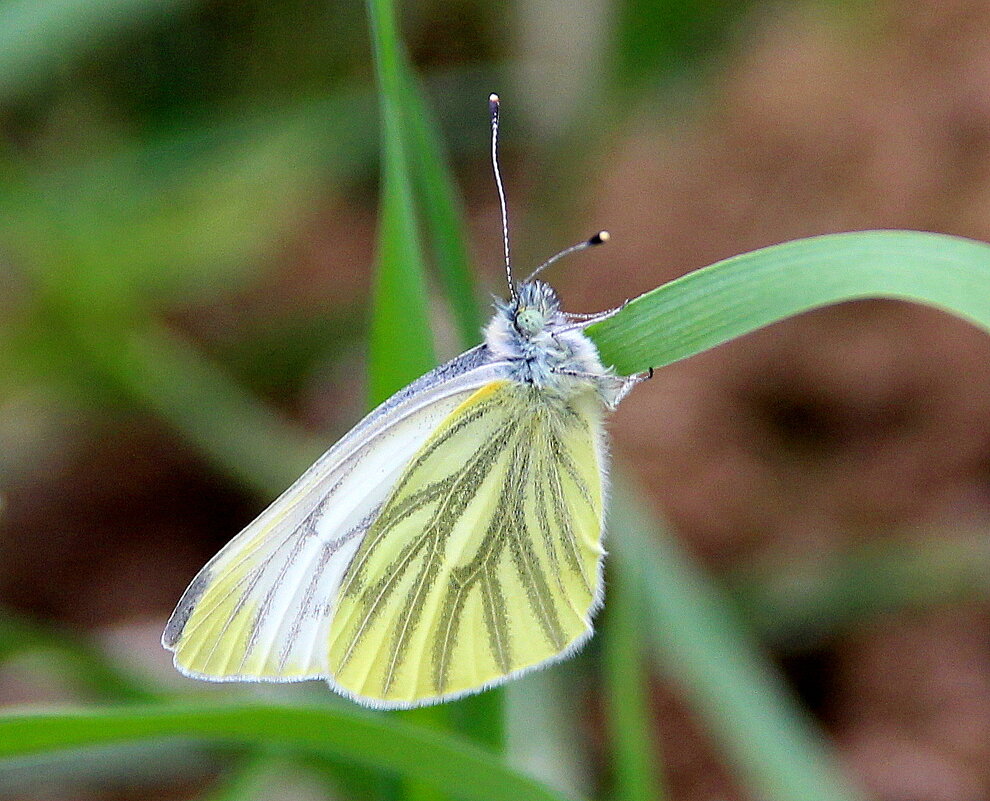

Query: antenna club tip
left=590, top=230, right=610, bottom=245
left=489, top=93, right=500, bottom=104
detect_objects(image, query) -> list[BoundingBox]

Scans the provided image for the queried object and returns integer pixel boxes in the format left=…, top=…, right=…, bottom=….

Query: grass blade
left=365, top=0, right=435, bottom=406
left=588, top=230, right=990, bottom=375
left=0, top=705, right=576, bottom=801
left=399, top=61, right=484, bottom=347
left=602, top=567, right=666, bottom=801
left=366, top=135, right=437, bottom=404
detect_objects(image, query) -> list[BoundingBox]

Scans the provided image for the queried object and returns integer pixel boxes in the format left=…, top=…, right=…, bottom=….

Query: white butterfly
left=163, top=94, right=647, bottom=709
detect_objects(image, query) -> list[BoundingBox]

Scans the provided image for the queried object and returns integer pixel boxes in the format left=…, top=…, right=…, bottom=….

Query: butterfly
left=162, top=94, right=647, bottom=709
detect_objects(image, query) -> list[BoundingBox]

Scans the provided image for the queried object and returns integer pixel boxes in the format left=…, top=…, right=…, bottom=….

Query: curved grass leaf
left=0, top=704, right=573, bottom=801
left=587, top=230, right=990, bottom=375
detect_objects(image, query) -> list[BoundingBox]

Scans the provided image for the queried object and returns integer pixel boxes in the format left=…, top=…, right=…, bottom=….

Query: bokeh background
left=4, top=0, right=990, bottom=799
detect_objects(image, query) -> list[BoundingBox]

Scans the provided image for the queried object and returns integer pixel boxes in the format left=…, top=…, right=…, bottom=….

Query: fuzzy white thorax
left=484, top=280, right=628, bottom=408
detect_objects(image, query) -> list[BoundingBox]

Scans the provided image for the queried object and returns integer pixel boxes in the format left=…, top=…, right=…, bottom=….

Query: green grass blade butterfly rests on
left=587, top=230, right=990, bottom=374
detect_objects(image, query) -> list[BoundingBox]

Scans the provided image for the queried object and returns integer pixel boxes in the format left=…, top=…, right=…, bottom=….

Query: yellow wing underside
left=327, top=379, right=606, bottom=706
left=170, top=378, right=606, bottom=707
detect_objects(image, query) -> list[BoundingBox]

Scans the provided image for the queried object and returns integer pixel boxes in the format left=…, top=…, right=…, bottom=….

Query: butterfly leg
left=603, top=369, right=651, bottom=408
left=553, top=367, right=651, bottom=409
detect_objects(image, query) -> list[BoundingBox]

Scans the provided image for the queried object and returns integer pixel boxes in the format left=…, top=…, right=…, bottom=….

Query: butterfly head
left=512, top=281, right=561, bottom=338
left=486, top=280, right=567, bottom=364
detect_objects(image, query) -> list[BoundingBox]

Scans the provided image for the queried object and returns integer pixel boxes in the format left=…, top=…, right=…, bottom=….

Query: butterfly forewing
left=163, top=352, right=508, bottom=683
left=326, top=379, right=607, bottom=707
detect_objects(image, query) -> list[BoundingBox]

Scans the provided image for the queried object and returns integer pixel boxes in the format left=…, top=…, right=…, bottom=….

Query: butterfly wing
left=162, top=346, right=510, bottom=682
left=325, top=378, right=608, bottom=708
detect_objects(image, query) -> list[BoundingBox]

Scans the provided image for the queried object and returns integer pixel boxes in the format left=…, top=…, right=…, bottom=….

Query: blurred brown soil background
left=7, top=1, right=990, bottom=800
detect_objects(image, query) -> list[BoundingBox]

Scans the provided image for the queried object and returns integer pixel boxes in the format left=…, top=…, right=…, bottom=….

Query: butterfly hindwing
left=326, top=378, right=607, bottom=707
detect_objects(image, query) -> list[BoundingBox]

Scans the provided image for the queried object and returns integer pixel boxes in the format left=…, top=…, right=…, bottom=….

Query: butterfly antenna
left=523, top=230, right=610, bottom=284
left=489, top=93, right=515, bottom=301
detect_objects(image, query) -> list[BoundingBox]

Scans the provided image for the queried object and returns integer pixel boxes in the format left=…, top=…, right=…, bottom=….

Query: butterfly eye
left=515, top=307, right=545, bottom=336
